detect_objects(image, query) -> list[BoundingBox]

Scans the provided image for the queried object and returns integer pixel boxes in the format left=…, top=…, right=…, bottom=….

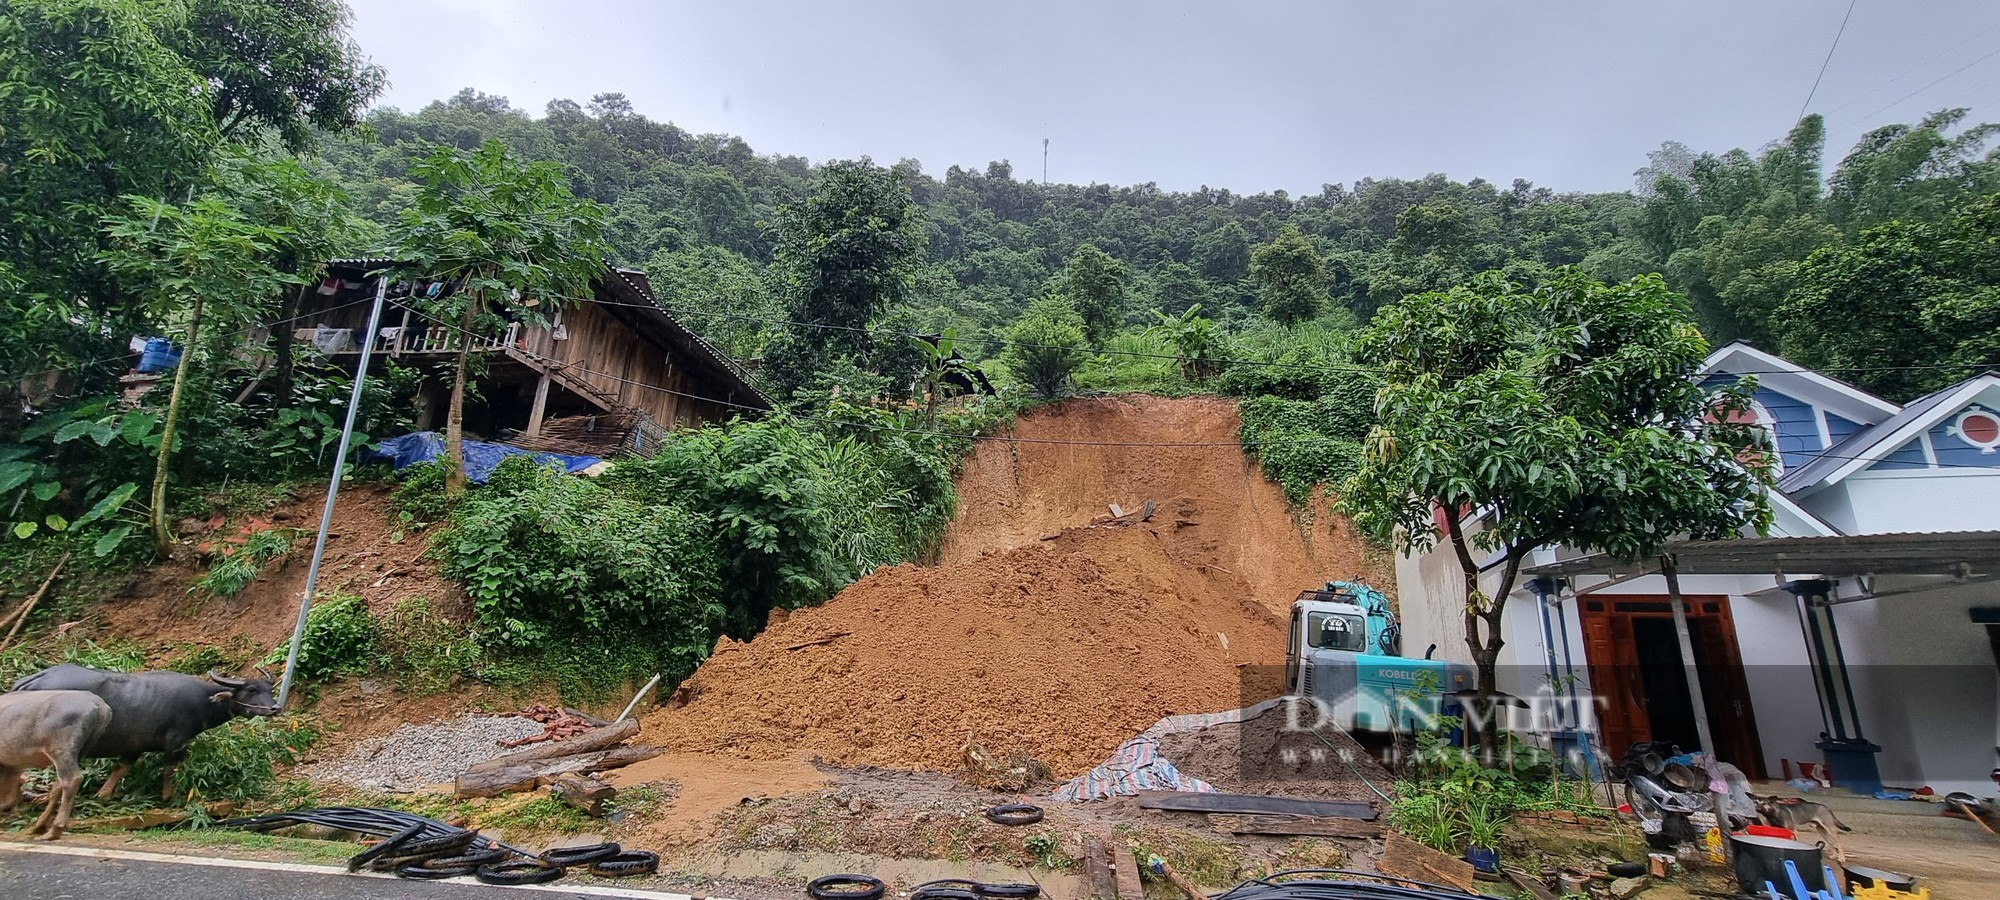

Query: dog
left=1752, top=793, right=1851, bottom=861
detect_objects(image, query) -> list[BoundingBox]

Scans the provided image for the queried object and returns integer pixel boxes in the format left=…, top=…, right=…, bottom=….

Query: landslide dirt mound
left=649, top=396, right=1384, bottom=778
left=944, top=395, right=1377, bottom=606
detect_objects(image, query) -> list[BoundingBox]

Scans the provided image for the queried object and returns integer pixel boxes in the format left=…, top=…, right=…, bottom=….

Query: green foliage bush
left=192, top=526, right=296, bottom=597
left=127, top=716, right=319, bottom=805
left=1004, top=296, right=1089, bottom=397
left=376, top=597, right=481, bottom=695
left=437, top=456, right=721, bottom=683
left=264, top=592, right=377, bottom=680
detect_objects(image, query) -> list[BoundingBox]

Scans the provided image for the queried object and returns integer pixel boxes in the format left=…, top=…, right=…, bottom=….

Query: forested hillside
left=314, top=90, right=2000, bottom=400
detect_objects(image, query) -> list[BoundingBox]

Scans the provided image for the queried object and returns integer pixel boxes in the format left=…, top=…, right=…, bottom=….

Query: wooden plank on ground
left=1220, top=814, right=1383, bottom=838
left=1503, top=867, right=1559, bottom=900
left=1136, top=790, right=1376, bottom=820
left=1378, top=832, right=1476, bottom=895
left=1111, top=839, right=1143, bottom=900
left=1081, top=835, right=1116, bottom=900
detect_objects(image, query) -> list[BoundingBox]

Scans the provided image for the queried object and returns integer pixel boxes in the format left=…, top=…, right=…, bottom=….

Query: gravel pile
left=305, top=714, right=545, bottom=791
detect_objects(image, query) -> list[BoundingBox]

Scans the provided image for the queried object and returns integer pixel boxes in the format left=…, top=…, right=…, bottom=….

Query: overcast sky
left=344, top=0, right=2000, bottom=196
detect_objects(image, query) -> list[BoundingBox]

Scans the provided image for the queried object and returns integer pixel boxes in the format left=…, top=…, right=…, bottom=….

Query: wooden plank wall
left=298, top=286, right=741, bottom=429
left=518, top=302, right=736, bottom=427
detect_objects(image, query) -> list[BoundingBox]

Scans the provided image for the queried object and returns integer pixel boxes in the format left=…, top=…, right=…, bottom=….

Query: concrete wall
left=1822, top=575, right=1999, bottom=798
left=1804, top=470, right=2000, bottom=535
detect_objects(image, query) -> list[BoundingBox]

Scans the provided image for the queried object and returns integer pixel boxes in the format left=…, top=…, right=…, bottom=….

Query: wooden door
left=1581, top=612, right=1647, bottom=757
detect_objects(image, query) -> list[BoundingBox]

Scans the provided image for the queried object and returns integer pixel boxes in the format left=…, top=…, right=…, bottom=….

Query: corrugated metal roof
left=1522, top=530, right=2000, bottom=578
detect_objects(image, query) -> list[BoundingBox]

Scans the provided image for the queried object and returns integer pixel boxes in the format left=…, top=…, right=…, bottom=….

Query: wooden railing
left=296, top=320, right=522, bottom=356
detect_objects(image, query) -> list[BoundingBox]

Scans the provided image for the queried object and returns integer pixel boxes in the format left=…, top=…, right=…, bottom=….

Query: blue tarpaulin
left=365, top=432, right=601, bottom=483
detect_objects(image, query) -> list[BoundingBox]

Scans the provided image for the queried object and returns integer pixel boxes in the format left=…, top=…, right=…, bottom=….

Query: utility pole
left=276, top=275, right=389, bottom=710
left=1042, top=139, right=1049, bottom=185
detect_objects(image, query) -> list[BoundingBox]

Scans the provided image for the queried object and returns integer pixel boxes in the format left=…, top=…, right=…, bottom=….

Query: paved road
left=0, top=844, right=689, bottom=900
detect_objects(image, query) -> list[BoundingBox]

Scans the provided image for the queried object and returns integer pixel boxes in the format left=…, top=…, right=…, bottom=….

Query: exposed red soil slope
left=649, top=396, right=1381, bottom=777
left=94, top=484, right=466, bottom=659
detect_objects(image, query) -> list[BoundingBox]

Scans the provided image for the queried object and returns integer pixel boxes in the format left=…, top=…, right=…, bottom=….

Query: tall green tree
left=1250, top=225, right=1327, bottom=325
left=172, top=0, right=384, bottom=150
left=1058, top=243, right=1129, bottom=343
left=0, top=0, right=216, bottom=320
left=1004, top=296, right=1088, bottom=398
left=1779, top=194, right=2000, bottom=400
left=766, top=159, right=923, bottom=395
left=101, top=195, right=298, bottom=552
left=1346, top=270, right=1774, bottom=738
left=391, top=139, right=612, bottom=495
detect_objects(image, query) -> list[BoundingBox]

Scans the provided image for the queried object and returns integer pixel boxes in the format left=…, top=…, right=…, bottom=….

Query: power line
left=1857, top=43, right=2000, bottom=125
left=1799, top=0, right=1862, bottom=121
left=1823, top=17, right=2000, bottom=116
left=11, top=293, right=383, bottom=382
left=390, top=304, right=2000, bottom=469
left=564, top=289, right=1997, bottom=380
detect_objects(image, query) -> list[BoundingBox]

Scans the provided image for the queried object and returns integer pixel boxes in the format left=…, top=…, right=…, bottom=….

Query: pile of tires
left=216, top=806, right=660, bottom=886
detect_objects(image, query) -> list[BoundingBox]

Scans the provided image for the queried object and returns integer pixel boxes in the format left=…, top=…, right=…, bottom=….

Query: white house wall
left=1820, top=575, right=1999, bottom=797
left=1804, top=470, right=2000, bottom=535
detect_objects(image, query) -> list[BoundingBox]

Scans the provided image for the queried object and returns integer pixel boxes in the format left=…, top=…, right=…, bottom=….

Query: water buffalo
left=0, top=689, right=111, bottom=839
left=9, top=664, right=279, bottom=801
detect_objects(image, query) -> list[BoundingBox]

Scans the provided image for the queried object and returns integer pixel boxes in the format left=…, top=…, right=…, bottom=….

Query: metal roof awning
left=1523, top=531, right=2000, bottom=579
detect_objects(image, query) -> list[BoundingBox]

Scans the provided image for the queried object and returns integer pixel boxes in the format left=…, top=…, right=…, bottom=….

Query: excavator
left=1283, top=580, right=1473, bottom=737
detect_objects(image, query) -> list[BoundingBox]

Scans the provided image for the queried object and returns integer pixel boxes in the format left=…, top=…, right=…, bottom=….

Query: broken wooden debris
left=784, top=631, right=853, bottom=651
left=454, top=744, right=663, bottom=798
left=1378, top=832, right=1476, bottom=894
left=548, top=774, right=617, bottom=817
left=1081, top=834, right=1116, bottom=900
left=1216, top=813, right=1382, bottom=838
left=1502, top=867, right=1559, bottom=900
left=1135, top=790, right=1376, bottom=820
left=1155, top=856, right=1206, bottom=900
left=466, top=719, right=638, bottom=774
left=1112, top=838, right=1144, bottom=900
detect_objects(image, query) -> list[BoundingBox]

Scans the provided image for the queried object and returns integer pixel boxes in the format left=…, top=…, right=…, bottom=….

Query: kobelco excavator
left=1283, top=580, right=1473, bottom=736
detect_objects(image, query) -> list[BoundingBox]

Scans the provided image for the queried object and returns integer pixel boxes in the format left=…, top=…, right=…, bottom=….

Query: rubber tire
left=589, top=850, right=661, bottom=878
left=911, top=880, right=980, bottom=894
left=1607, top=862, right=1647, bottom=878
left=912, top=888, right=980, bottom=900
left=348, top=821, right=426, bottom=872
left=423, top=846, right=510, bottom=869
left=476, top=862, right=565, bottom=886
left=983, top=804, right=1044, bottom=826
left=397, top=860, right=477, bottom=880
left=975, top=883, right=1041, bottom=899
left=539, top=842, right=621, bottom=867
left=807, top=873, right=887, bottom=900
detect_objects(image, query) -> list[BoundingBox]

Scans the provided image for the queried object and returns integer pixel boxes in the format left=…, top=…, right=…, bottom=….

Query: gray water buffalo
left=9, top=664, right=279, bottom=800
left=0, top=689, right=112, bottom=839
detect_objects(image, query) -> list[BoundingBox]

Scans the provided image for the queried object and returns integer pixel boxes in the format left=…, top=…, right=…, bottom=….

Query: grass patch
left=143, top=829, right=360, bottom=866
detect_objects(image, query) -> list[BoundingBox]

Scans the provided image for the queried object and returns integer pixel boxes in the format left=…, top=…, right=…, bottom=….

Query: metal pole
left=276, top=276, right=389, bottom=710
left=1661, top=556, right=1718, bottom=758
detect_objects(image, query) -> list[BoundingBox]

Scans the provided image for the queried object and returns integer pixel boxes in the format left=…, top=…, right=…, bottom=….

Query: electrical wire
left=9, top=292, right=382, bottom=382
left=551, top=288, right=1996, bottom=381
left=1857, top=43, right=2000, bottom=125
left=1798, top=0, right=1861, bottom=121
left=382, top=304, right=2000, bottom=469
left=1823, top=17, right=2000, bottom=115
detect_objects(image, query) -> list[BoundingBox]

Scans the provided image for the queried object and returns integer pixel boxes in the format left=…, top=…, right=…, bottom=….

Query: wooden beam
left=526, top=372, right=552, bottom=438
left=1135, top=791, right=1376, bottom=820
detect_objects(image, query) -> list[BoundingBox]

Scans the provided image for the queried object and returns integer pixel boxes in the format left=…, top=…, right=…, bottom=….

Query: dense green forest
left=303, top=89, right=2000, bottom=402
left=6, top=0, right=2000, bottom=696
